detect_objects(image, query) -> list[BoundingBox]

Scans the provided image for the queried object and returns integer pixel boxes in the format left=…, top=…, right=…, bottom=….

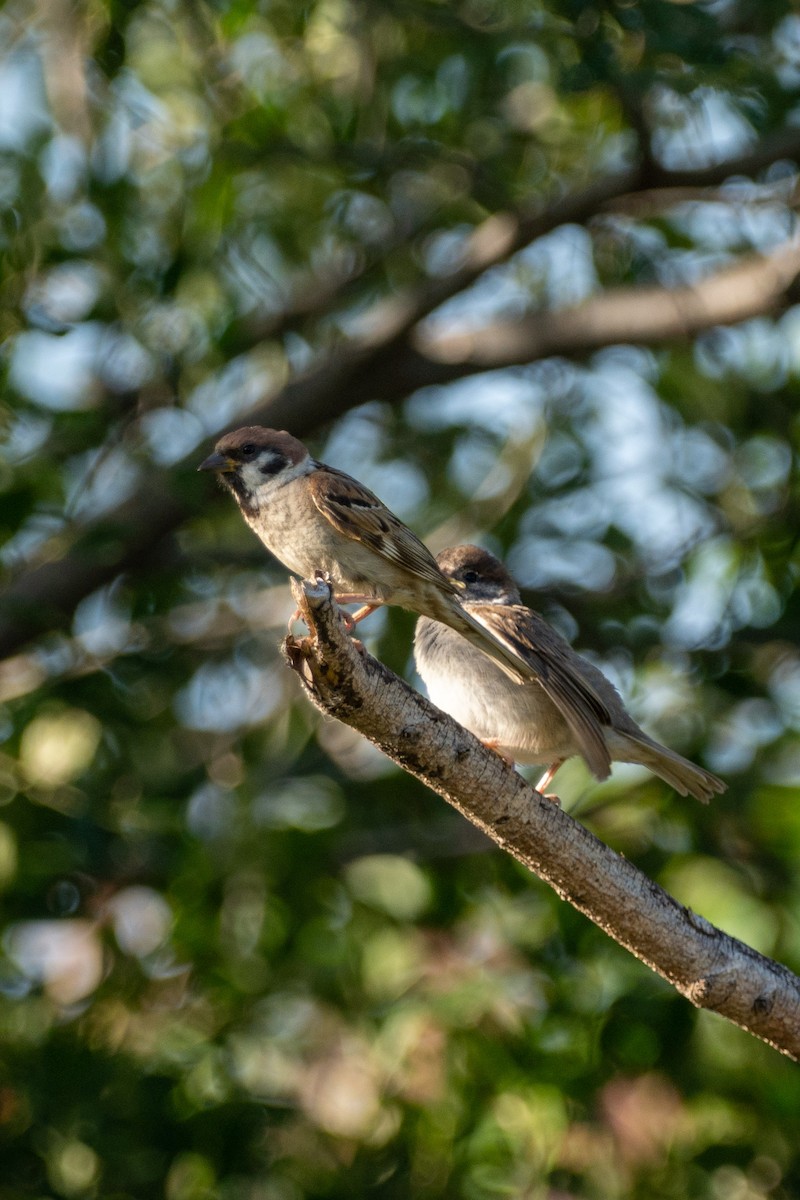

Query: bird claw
left=482, top=739, right=516, bottom=767
left=288, top=586, right=377, bottom=637
left=535, top=759, right=564, bottom=795
left=480, top=740, right=560, bottom=802
left=330, top=595, right=379, bottom=627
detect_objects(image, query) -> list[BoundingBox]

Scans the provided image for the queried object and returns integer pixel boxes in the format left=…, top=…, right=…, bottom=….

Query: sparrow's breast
left=244, top=475, right=396, bottom=598
left=415, top=618, right=581, bottom=764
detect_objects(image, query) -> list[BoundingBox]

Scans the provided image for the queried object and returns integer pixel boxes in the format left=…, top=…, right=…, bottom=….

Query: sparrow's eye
left=462, top=570, right=479, bottom=584
left=240, top=443, right=257, bottom=458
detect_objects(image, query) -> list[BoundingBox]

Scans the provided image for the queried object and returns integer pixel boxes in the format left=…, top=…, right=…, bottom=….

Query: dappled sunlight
left=19, top=708, right=101, bottom=788
left=108, top=885, right=173, bottom=959
left=174, top=658, right=284, bottom=733
left=2, top=0, right=800, bottom=1195
left=649, top=85, right=757, bottom=170
left=4, top=919, right=103, bottom=1006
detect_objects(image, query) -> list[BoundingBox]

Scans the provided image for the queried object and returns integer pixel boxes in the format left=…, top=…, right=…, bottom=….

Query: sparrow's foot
left=337, top=609, right=357, bottom=633
left=287, top=573, right=336, bottom=632
left=349, top=603, right=378, bottom=625
left=482, top=739, right=516, bottom=767
left=535, top=759, right=564, bottom=795
left=332, top=594, right=380, bottom=627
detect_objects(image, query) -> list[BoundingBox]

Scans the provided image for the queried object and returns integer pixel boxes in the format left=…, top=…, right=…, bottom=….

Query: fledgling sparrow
left=198, top=426, right=539, bottom=685
left=414, top=544, right=726, bottom=803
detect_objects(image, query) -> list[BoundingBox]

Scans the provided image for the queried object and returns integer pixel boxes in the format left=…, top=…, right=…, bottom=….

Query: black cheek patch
left=259, top=453, right=287, bottom=477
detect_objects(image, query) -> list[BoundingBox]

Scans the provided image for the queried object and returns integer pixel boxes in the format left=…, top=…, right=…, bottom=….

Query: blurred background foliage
left=2, top=0, right=800, bottom=1196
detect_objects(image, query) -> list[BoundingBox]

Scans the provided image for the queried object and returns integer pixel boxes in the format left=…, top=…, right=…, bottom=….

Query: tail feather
left=612, top=730, right=725, bottom=804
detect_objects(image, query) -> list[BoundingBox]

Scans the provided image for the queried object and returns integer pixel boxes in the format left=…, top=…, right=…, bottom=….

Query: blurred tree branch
left=5, top=136, right=800, bottom=660
left=284, top=577, right=800, bottom=1063
left=414, top=237, right=800, bottom=371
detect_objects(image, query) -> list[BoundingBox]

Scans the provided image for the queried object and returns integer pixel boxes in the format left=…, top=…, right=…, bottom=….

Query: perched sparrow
left=414, top=544, right=726, bottom=803
left=198, top=426, right=539, bottom=684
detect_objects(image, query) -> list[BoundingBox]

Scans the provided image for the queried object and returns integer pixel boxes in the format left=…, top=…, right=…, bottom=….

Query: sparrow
left=414, top=544, right=726, bottom=803
left=198, top=426, right=540, bottom=684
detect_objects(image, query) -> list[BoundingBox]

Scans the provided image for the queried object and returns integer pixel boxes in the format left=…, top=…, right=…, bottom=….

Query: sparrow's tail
left=609, top=729, right=726, bottom=804
left=436, top=595, right=534, bottom=686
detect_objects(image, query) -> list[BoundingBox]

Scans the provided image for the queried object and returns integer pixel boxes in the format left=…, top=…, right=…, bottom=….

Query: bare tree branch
left=414, top=238, right=800, bottom=371
left=284, top=577, right=800, bottom=1062
left=604, top=179, right=800, bottom=218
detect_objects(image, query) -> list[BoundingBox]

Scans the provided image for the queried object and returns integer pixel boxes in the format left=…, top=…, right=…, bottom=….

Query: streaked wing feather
left=470, top=602, right=613, bottom=779
left=309, top=466, right=457, bottom=591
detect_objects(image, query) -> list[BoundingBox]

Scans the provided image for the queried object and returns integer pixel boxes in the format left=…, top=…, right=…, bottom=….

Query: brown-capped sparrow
left=198, top=427, right=539, bottom=684
left=414, top=544, right=726, bottom=802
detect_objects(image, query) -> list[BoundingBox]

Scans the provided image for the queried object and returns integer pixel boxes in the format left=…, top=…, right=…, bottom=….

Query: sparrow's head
left=436, top=544, right=521, bottom=605
left=198, top=426, right=311, bottom=509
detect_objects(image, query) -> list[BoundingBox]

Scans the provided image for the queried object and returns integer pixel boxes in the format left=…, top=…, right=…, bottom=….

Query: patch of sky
left=40, top=134, right=87, bottom=202
left=669, top=428, right=729, bottom=496
left=778, top=305, right=800, bottom=376
left=187, top=353, right=280, bottom=432
left=10, top=326, right=101, bottom=411
left=140, top=407, right=206, bottom=467
left=0, top=45, right=50, bottom=150
left=391, top=63, right=459, bottom=126
left=654, top=248, right=732, bottom=289
left=73, top=583, right=134, bottom=658
left=706, top=698, right=784, bottom=774
left=25, top=261, right=103, bottom=328
left=422, top=224, right=598, bottom=337
left=534, top=432, right=585, bottom=490
left=650, top=86, right=756, bottom=170
left=175, top=660, right=283, bottom=733
left=671, top=196, right=793, bottom=254
left=91, top=86, right=133, bottom=182
left=322, top=409, right=430, bottom=520
left=221, top=233, right=292, bottom=317
left=735, top=435, right=792, bottom=493
left=664, top=536, right=738, bottom=650
left=0, top=414, right=52, bottom=464
left=448, top=432, right=516, bottom=498
left=58, top=202, right=107, bottom=252
left=0, top=513, right=64, bottom=569
left=252, top=777, right=345, bottom=833
left=772, top=15, right=800, bottom=90
left=96, top=330, right=154, bottom=394
left=63, top=446, right=141, bottom=520
left=187, top=782, right=237, bottom=841
left=327, top=190, right=393, bottom=245
left=579, top=357, right=721, bottom=566
left=406, top=371, right=544, bottom=436
left=768, top=654, right=800, bottom=732
left=508, top=535, right=616, bottom=591
left=695, top=319, right=789, bottom=392
left=229, top=28, right=294, bottom=101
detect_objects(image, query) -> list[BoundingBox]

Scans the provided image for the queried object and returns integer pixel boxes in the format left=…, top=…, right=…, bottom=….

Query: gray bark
left=285, top=577, right=800, bottom=1062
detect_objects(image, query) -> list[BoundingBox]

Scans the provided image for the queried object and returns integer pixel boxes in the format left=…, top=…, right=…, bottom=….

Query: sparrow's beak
left=198, top=451, right=235, bottom=473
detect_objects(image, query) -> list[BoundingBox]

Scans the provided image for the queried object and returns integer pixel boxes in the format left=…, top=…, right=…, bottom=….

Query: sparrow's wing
left=469, top=602, right=614, bottom=780
left=310, top=469, right=542, bottom=684
left=308, top=466, right=458, bottom=592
